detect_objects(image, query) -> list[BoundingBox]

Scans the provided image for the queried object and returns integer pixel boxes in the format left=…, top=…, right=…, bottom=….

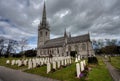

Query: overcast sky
left=0, top=0, right=120, bottom=48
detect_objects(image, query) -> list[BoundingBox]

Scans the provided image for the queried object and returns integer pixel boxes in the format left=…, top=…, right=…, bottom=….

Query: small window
left=46, top=32, right=47, bottom=36
left=40, top=31, right=42, bottom=36
left=57, top=48, right=59, bottom=54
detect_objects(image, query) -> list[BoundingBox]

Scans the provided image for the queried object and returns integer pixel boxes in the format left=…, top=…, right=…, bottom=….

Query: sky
left=0, top=0, right=120, bottom=49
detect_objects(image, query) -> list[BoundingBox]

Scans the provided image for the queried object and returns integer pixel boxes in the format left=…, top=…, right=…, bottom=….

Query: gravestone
left=52, top=61, right=56, bottom=69
left=57, top=61, right=60, bottom=68
left=15, top=60, right=18, bottom=65
left=28, top=59, right=32, bottom=69
left=83, top=60, right=86, bottom=67
left=75, top=58, right=78, bottom=62
left=47, top=63, right=51, bottom=74
left=78, top=55, right=81, bottom=61
left=6, top=60, right=10, bottom=64
left=61, top=60, right=64, bottom=66
left=33, top=59, right=37, bottom=68
left=64, top=59, right=67, bottom=66
left=76, top=63, right=81, bottom=78
left=23, top=60, right=27, bottom=66
left=80, top=61, right=84, bottom=71
left=11, top=60, right=15, bottom=65
left=69, top=58, right=72, bottom=64
left=18, top=60, right=22, bottom=67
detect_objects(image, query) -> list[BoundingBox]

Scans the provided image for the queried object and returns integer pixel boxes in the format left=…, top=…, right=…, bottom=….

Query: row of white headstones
left=75, top=56, right=86, bottom=78
left=6, top=56, right=72, bottom=73
left=6, top=55, right=86, bottom=77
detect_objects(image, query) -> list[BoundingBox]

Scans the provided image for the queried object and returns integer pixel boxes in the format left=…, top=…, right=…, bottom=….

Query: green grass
left=25, top=57, right=113, bottom=81
left=25, top=64, right=81, bottom=81
left=111, top=56, right=120, bottom=70
left=0, top=57, right=113, bottom=81
left=0, top=57, right=27, bottom=70
left=87, top=57, right=113, bottom=81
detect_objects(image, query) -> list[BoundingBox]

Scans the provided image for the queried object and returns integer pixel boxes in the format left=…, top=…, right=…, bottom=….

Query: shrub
left=88, top=56, right=98, bottom=64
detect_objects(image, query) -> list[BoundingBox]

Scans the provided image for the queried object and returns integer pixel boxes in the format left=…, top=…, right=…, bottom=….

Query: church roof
left=41, top=34, right=90, bottom=49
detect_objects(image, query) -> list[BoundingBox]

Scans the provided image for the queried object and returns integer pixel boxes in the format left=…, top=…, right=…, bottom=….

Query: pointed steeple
left=42, top=1, right=47, bottom=24
left=64, top=28, right=67, bottom=37
left=39, top=1, right=49, bottom=31
left=88, top=31, right=91, bottom=41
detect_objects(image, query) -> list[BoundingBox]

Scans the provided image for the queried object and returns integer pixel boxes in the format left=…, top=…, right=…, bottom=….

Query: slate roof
left=41, top=34, right=90, bottom=49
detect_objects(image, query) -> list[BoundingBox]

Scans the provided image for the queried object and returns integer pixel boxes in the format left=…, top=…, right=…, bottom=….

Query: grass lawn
left=0, top=57, right=27, bottom=70
left=87, top=57, right=113, bottom=81
left=111, top=56, right=120, bottom=70
left=25, top=57, right=113, bottom=81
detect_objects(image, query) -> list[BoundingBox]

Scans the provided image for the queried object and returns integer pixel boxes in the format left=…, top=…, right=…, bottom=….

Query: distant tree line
left=92, top=39, right=120, bottom=55
left=0, top=37, right=37, bottom=58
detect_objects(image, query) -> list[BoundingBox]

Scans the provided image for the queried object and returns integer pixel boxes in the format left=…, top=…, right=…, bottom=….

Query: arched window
left=40, top=31, right=42, bottom=36
left=57, top=48, right=59, bottom=54
left=46, top=32, right=47, bottom=36
left=82, top=43, right=86, bottom=51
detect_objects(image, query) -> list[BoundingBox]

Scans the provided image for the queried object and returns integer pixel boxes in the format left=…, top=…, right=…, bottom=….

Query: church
left=37, top=2, right=94, bottom=57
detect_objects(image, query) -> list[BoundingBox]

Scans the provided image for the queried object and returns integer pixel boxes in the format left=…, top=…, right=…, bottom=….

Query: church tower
left=38, top=1, right=50, bottom=48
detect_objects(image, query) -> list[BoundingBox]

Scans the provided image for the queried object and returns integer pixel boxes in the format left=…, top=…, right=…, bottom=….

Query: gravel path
left=103, top=59, right=120, bottom=81
left=0, top=66, right=59, bottom=81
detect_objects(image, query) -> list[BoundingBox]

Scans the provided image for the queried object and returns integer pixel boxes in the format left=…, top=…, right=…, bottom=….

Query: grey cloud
left=0, top=0, right=120, bottom=41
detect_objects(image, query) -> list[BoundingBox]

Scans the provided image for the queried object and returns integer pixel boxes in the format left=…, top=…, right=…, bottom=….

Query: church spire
left=39, top=1, right=49, bottom=30
left=64, top=28, right=67, bottom=37
left=42, top=1, right=47, bottom=24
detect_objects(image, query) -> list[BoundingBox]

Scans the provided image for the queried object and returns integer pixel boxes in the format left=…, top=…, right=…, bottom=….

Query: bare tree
left=19, top=38, right=28, bottom=54
left=0, top=39, right=4, bottom=56
left=105, top=39, right=117, bottom=46
left=5, top=39, right=18, bottom=56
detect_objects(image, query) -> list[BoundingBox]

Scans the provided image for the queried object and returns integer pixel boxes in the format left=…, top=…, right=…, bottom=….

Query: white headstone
left=33, top=59, right=37, bottom=68
left=64, top=59, right=67, bottom=66
left=83, top=60, right=86, bottom=67
left=75, top=58, right=78, bottom=62
left=47, top=63, right=51, bottom=74
left=11, top=60, right=15, bottom=65
left=78, top=55, right=81, bottom=61
left=61, top=60, right=64, bottom=66
left=52, top=61, right=56, bottom=69
left=76, top=63, right=81, bottom=78
left=69, top=58, right=72, bottom=64
left=41, top=60, right=44, bottom=66
left=80, top=61, right=84, bottom=71
left=28, top=59, right=32, bottom=69
left=18, top=60, right=22, bottom=67
left=57, top=61, right=60, bottom=68
left=6, top=60, right=10, bottom=64
left=23, top=60, right=27, bottom=66
left=15, top=60, right=18, bottom=65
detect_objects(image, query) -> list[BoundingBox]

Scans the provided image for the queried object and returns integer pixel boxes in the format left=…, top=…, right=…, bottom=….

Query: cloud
left=0, top=0, right=120, bottom=48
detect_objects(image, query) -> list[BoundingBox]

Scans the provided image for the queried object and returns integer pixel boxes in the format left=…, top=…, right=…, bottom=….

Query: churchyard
left=0, top=56, right=116, bottom=81
left=111, top=56, right=120, bottom=70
